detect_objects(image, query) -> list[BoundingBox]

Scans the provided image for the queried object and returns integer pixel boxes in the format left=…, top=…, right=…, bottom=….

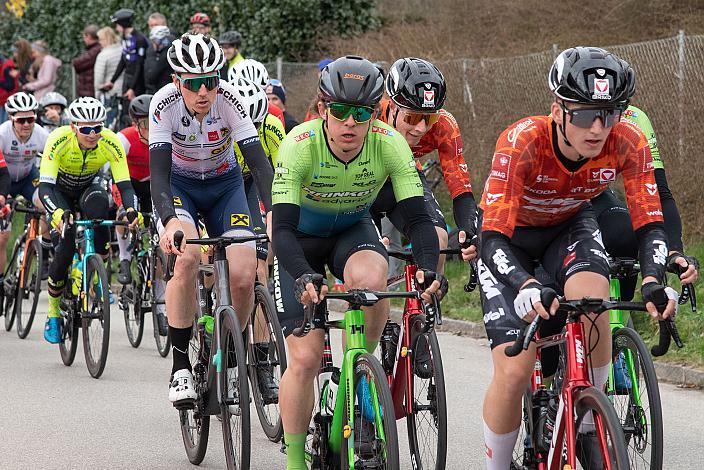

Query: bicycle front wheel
left=221, top=307, right=251, bottom=470
left=342, top=353, right=400, bottom=470
left=610, top=326, right=663, bottom=470
left=151, top=247, right=170, bottom=357
left=248, top=283, right=286, bottom=443
left=81, top=255, right=111, bottom=379
left=59, top=309, right=80, bottom=366
left=571, top=386, right=630, bottom=470
left=406, top=318, right=447, bottom=470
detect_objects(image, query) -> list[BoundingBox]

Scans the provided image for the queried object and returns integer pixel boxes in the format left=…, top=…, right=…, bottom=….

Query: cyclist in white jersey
left=149, top=33, right=274, bottom=407
left=0, top=92, right=51, bottom=279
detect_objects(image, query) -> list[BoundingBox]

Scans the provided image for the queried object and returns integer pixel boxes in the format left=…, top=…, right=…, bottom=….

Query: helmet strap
left=392, top=108, right=399, bottom=128
left=559, top=108, right=572, bottom=148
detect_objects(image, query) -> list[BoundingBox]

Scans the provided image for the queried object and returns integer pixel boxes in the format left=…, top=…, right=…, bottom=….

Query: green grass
left=440, top=248, right=704, bottom=370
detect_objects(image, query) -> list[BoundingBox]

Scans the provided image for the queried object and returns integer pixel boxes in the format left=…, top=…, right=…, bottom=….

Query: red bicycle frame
left=528, top=318, right=613, bottom=470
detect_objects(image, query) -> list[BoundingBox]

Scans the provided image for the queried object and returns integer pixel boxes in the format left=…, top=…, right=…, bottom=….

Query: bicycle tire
left=180, top=322, right=210, bottom=465
left=341, top=353, right=400, bottom=470
left=16, top=239, right=42, bottom=339
left=248, top=283, right=286, bottom=443
left=82, top=254, right=111, bottom=378
left=59, top=309, right=80, bottom=366
left=610, top=326, right=663, bottom=470
left=220, top=307, right=251, bottom=470
left=3, top=239, right=22, bottom=331
left=571, top=386, right=630, bottom=470
left=151, top=247, right=170, bottom=357
left=406, top=321, right=447, bottom=470
left=511, top=390, right=537, bottom=470
left=122, top=256, right=145, bottom=348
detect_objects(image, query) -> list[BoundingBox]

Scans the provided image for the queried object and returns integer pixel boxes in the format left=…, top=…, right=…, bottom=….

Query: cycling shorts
left=2, top=167, right=39, bottom=232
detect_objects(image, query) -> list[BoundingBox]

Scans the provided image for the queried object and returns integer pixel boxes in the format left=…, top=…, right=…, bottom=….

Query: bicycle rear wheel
left=247, top=283, right=286, bottom=443
left=571, top=386, right=630, bottom=470
left=220, top=307, right=251, bottom=470
left=610, top=326, right=663, bottom=470
left=3, top=240, right=22, bottom=331
left=59, top=308, right=80, bottom=366
left=151, top=247, right=170, bottom=357
left=82, top=255, right=111, bottom=378
left=341, top=353, right=400, bottom=470
left=15, top=239, right=42, bottom=339
left=406, top=319, right=447, bottom=470
left=121, top=256, right=144, bottom=348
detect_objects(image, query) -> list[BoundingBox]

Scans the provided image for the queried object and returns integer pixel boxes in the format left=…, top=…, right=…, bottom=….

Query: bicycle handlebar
left=14, top=205, right=43, bottom=216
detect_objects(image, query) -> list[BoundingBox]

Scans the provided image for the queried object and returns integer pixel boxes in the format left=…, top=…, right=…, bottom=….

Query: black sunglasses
left=560, top=103, right=624, bottom=129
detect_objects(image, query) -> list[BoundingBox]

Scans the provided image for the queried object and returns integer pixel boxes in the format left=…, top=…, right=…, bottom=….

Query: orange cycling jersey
left=379, top=99, right=471, bottom=198
left=480, top=116, right=663, bottom=238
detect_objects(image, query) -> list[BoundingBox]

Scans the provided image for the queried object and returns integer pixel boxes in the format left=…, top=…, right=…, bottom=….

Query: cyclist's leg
left=274, top=243, right=329, bottom=470
left=30, top=169, right=52, bottom=272
left=243, top=177, right=269, bottom=283
left=202, top=172, right=256, bottom=331
left=330, top=216, right=389, bottom=352
left=79, top=183, right=111, bottom=258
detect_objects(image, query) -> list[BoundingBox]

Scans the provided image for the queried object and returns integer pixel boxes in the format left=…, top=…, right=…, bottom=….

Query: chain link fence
left=267, top=32, right=704, bottom=240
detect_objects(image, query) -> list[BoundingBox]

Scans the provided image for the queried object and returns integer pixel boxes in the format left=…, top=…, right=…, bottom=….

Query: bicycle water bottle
left=70, top=254, right=82, bottom=296
left=320, top=367, right=340, bottom=417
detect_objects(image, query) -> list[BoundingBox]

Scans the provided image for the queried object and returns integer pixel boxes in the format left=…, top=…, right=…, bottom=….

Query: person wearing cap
left=72, top=25, right=102, bottom=98
left=144, top=25, right=173, bottom=94
left=218, top=30, right=244, bottom=80
left=303, top=58, right=334, bottom=122
left=265, top=79, right=298, bottom=133
left=189, top=12, right=211, bottom=35
left=22, top=41, right=62, bottom=101
left=104, top=8, right=149, bottom=102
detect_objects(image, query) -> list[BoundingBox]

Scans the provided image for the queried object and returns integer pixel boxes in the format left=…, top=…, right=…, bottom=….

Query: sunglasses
left=177, top=74, right=220, bottom=92
left=327, top=102, right=375, bottom=124
left=400, top=110, right=440, bottom=127
left=76, top=124, right=103, bottom=135
left=560, top=103, right=623, bottom=129
left=12, top=116, right=35, bottom=125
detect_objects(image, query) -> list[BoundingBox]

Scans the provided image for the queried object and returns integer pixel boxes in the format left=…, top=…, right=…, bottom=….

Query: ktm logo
left=343, top=73, right=364, bottom=80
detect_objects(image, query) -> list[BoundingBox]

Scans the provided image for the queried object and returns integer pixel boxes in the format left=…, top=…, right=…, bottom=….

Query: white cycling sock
left=117, top=232, right=131, bottom=262
left=579, top=364, right=610, bottom=434
left=484, top=419, right=519, bottom=470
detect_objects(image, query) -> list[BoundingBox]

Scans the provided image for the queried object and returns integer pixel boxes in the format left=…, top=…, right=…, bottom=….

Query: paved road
left=0, top=293, right=702, bottom=469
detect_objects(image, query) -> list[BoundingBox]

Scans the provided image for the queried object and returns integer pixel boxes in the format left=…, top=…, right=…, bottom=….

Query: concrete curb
left=330, top=300, right=704, bottom=390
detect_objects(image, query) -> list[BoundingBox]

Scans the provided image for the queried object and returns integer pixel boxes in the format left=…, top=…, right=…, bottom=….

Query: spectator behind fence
left=303, top=58, right=333, bottom=121
left=11, top=39, right=33, bottom=85
left=218, top=31, right=244, bottom=80
left=22, top=41, right=62, bottom=101
left=148, top=11, right=179, bottom=39
left=72, top=25, right=102, bottom=97
left=265, top=79, right=298, bottom=133
left=106, top=8, right=148, bottom=101
left=144, top=26, right=173, bottom=94
left=0, top=53, right=20, bottom=123
left=94, top=27, right=124, bottom=99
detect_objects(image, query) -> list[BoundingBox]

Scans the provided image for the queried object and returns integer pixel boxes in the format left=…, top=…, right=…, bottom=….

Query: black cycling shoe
left=413, top=335, right=433, bottom=379
left=576, top=431, right=612, bottom=470
left=118, top=259, right=132, bottom=285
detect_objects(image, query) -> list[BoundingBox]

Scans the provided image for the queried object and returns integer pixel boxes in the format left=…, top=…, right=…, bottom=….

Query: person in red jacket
left=72, top=25, right=102, bottom=97
left=0, top=54, right=20, bottom=123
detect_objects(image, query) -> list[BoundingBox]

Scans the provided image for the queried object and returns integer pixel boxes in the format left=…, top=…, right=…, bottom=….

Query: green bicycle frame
left=326, top=307, right=387, bottom=465
left=607, top=278, right=644, bottom=407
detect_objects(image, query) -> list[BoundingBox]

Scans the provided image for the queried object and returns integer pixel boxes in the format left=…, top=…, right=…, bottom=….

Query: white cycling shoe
left=169, top=368, right=197, bottom=409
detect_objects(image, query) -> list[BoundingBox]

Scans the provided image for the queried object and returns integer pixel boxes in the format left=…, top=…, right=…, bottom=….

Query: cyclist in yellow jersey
left=38, top=97, right=141, bottom=343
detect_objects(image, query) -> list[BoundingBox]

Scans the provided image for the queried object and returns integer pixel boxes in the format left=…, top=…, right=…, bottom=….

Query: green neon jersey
left=622, top=105, right=663, bottom=170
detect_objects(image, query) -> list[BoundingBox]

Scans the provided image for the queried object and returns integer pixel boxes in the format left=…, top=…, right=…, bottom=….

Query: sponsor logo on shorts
left=230, top=214, right=250, bottom=226
left=483, top=307, right=505, bottom=324
left=477, top=260, right=501, bottom=300
left=173, top=196, right=182, bottom=206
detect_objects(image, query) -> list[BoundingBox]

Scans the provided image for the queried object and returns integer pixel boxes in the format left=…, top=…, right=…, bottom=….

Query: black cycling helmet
left=386, top=57, right=446, bottom=112
left=111, top=8, right=135, bottom=28
left=548, top=47, right=635, bottom=107
left=319, top=56, right=384, bottom=107
left=219, top=31, right=242, bottom=48
left=129, top=94, right=153, bottom=121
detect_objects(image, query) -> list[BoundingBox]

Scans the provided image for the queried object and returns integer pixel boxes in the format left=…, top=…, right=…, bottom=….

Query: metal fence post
left=678, top=30, right=685, bottom=162
left=462, top=59, right=477, bottom=120
left=276, top=57, right=283, bottom=81
left=552, top=43, right=559, bottom=58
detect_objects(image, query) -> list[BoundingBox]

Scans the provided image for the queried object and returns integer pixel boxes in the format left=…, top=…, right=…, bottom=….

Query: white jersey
left=0, top=121, right=50, bottom=181
left=149, top=81, right=259, bottom=180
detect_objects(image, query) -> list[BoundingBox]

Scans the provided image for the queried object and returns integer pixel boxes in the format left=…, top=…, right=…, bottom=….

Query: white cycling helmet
left=233, top=77, right=268, bottom=124
left=167, top=33, right=224, bottom=74
left=228, top=59, right=269, bottom=89
left=39, top=91, right=68, bottom=109
left=5, top=92, right=38, bottom=114
left=67, top=97, right=107, bottom=123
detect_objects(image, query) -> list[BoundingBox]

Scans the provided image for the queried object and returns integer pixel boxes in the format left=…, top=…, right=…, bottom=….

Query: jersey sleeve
left=148, top=85, right=178, bottom=145
left=262, top=113, right=286, bottom=167
left=480, top=121, right=535, bottom=238
left=271, top=133, right=312, bottom=206
left=617, top=126, right=664, bottom=230
left=117, top=131, right=132, bottom=156
left=104, top=133, right=132, bottom=184
left=435, top=112, right=472, bottom=197
left=379, top=125, right=424, bottom=202
left=625, top=107, right=662, bottom=170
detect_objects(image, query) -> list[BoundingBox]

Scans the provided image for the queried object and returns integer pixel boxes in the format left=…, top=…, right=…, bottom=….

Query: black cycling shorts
left=273, top=216, right=387, bottom=337
left=479, top=205, right=610, bottom=354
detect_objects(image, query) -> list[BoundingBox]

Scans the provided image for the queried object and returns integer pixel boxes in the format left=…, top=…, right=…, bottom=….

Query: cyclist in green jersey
left=271, top=56, right=443, bottom=470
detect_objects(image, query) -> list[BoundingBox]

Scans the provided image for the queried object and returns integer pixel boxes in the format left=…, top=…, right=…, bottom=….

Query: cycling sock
left=284, top=432, right=307, bottom=470
left=47, top=294, right=61, bottom=319
left=170, top=325, right=193, bottom=374
left=117, top=232, right=131, bottom=262
left=366, top=340, right=378, bottom=354
left=579, top=364, right=610, bottom=434
left=483, top=419, right=519, bottom=470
